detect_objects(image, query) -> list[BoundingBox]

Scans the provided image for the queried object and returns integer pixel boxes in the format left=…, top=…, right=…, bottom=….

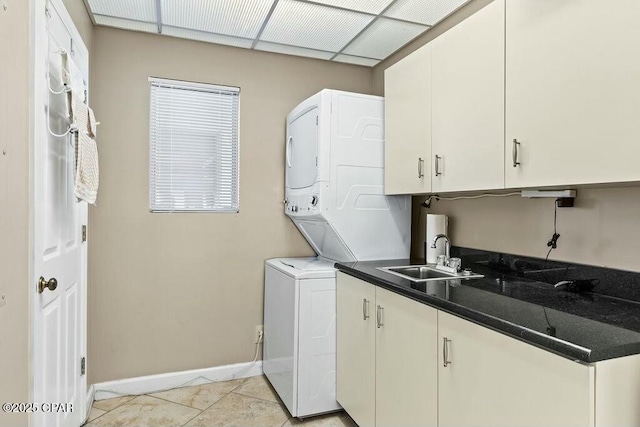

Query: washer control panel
left=285, top=193, right=320, bottom=215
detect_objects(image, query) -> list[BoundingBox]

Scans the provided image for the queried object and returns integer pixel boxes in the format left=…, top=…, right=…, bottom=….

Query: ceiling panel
left=384, top=0, right=469, bottom=25
left=255, top=41, right=335, bottom=60
left=333, top=54, right=380, bottom=67
left=161, top=0, right=275, bottom=39
left=162, top=27, right=254, bottom=49
left=93, top=15, right=157, bottom=33
left=343, top=17, right=427, bottom=60
left=86, top=0, right=156, bottom=22
left=310, top=0, right=393, bottom=14
left=260, top=0, right=374, bottom=52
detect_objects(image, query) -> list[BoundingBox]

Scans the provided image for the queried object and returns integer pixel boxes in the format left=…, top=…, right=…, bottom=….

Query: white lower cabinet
left=438, top=311, right=594, bottom=427
left=337, top=272, right=376, bottom=427
left=338, top=274, right=640, bottom=427
left=337, top=272, right=438, bottom=427
left=375, top=286, right=438, bottom=427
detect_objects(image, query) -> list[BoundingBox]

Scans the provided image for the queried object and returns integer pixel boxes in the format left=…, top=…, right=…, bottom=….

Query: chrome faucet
left=431, top=234, right=451, bottom=262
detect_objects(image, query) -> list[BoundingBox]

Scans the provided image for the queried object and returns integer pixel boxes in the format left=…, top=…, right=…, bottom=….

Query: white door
left=431, top=0, right=505, bottom=193
left=375, top=287, right=438, bottom=427
left=33, top=1, right=88, bottom=426
left=336, top=272, right=376, bottom=427
left=438, top=311, right=594, bottom=427
left=286, top=107, right=318, bottom=190
left=384, top=44, right=432, bottom=195
left=505, top=0, right=640, bottom=188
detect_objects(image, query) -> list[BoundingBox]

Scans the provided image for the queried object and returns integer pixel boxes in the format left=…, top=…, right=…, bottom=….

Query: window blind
left=149, top=77, right=240, bottom=213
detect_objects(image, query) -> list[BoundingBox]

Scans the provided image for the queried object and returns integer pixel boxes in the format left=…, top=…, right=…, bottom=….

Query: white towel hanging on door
left=74, top=131, right=99, bottom=204
left=69, top=87, right=99, bottom=204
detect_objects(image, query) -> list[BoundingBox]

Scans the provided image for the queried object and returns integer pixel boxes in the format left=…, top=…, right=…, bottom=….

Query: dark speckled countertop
left=335, top=248, right=640, bottom=363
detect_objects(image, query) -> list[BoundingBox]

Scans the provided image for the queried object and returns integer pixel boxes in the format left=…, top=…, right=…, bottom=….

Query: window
left=149, top=77, right=240, bottom=213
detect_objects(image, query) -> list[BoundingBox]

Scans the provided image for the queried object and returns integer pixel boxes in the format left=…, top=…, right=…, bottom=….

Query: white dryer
left=264, top=90, right=411, bottom=418
left=284, top=89, right=411, bottom=261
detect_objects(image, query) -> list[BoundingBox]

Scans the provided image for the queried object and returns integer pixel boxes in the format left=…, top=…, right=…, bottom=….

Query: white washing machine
left=263, top=258, right=340, bottom=418
left=264, top=90, right=411, bottom=418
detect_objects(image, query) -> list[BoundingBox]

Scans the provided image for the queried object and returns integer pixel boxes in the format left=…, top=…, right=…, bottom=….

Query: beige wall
left=0, top=1, right=31, bottom=426
left=89, top=27, right=373, bottom=384
left=414, top=187, right=640, bottom=272
left=62, top=0, right=94, bottom=51
left=373, top=0, right=640, bottom=273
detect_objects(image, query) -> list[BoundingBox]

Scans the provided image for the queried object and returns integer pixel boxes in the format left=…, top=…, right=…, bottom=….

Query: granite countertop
left=335, top=249, right=640, bottom=363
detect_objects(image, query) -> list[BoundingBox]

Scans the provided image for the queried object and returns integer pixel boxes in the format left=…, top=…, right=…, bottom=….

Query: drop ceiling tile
left=162, top=27, right=254, bottom=49
left=311, top=0, right=393, bottom=14
left=86, top=0, right=156, bottom=22
left=384, top=0, right=469, bottom=26
left=93, top=15, right=157, bottom=33
left=161, top=0, right=274, bottom=39
left=255, top=41, right=335, bottom=60
left=260, top=0, right=374, bottom=52
left=333, top=54, right=380, bottom=67
left=343, top=17, right=427, bottom=60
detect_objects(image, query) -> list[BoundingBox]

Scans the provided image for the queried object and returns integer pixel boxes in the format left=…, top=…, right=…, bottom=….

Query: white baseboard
left=92, top=361, right=263, bottom=401
left=85, top=385, right=95, bottom=421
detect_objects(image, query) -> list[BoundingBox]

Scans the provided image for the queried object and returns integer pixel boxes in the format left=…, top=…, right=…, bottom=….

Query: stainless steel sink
left=378, top=265, right=483, bottom=282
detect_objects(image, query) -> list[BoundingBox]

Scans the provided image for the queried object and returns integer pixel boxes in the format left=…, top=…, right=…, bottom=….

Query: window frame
left=148, top=76, right=240, bottom=214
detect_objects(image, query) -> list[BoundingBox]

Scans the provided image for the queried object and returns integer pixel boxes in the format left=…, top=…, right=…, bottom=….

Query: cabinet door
left=505, top=0, right=640, bottom=188
left=336, top=272, right=376, bottom=427
left=375, top=287, right=438, bottom=427
left=438, top=311, right=594, bottom=427
left=384, top=44, right=432, bottom=195
left=432, top=0, right=505, bottom=193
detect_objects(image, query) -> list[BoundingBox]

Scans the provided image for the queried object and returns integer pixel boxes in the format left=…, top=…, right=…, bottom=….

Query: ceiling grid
left=85, top=0, right=470, bottom=67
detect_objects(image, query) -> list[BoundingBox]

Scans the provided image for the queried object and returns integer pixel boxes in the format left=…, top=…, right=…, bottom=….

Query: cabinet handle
left=362, top=298, right=370, bottom=320
left=512, top=139, right=521, bottom=168
left=418, top=157, right=424, bottom=178
left=443, top=337, right=452, bottom=367
left=376, top=305, right=384, bottom=328
left=435, top=155, right=442, bottom=176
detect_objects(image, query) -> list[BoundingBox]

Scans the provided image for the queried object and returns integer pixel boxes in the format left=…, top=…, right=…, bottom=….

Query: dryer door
left=286, top=107, right=318, bottom=189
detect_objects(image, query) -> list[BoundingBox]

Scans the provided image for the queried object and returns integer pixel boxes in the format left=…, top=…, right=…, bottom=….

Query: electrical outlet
left=255, top=325, right=264, bottom=344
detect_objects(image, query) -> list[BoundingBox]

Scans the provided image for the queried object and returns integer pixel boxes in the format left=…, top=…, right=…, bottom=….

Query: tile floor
left=83, top=375, right=356, bottom=427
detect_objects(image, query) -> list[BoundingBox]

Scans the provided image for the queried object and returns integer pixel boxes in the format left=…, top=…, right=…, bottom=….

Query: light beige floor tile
left=87, top=395, right=200, bottom=427
left=232, top=375, right=279, bottom=403
left=283, top=412, right=356, bottom=427
left=92, top=395, right=136, bottom=412
left=185, top=392, right=288, bottom=427
left=150, top=379, right=245, bottom=410
left=86, top=407, right=107, bottom=422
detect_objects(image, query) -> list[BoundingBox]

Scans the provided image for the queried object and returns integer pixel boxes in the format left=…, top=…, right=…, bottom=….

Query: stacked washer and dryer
left=263, top=90, right=411, bottom=418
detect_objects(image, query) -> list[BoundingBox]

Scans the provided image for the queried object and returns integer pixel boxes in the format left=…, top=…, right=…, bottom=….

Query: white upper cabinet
left=505, top=0, right=640, bottom=188
left=432, top=0, right=505, bottom=192
left=384, top=44, right=432, bottom=195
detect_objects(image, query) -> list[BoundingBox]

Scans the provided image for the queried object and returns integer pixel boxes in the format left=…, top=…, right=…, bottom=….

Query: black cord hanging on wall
left=545, top=199, right=562, bottom=261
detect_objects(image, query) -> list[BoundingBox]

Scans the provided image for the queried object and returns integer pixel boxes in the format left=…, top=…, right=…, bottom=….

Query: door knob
left=38, top=277, right=58, bottom=294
